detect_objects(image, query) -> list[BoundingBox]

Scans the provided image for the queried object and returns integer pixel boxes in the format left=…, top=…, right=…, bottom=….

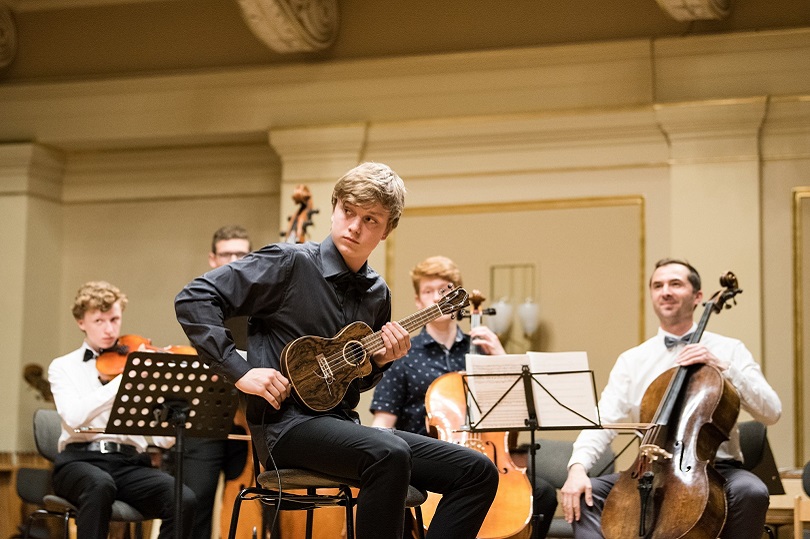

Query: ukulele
left=281, top=286, right=470, bottom=412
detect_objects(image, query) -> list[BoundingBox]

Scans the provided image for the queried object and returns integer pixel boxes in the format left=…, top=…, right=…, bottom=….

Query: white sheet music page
left=465, top=354, right=531, bottom=430
left=464, top=351, right=601, bottom=430
left=527, top=351, right=589, bottom=373
left=527, top=351, right=599, bottom=428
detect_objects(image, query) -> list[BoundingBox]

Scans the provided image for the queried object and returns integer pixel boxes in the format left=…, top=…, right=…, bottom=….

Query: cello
left=601, top=271, right=743, bottom=539
left=422, top=290, right=533, bottom=539
left=281, top=184, right=319, bottom=243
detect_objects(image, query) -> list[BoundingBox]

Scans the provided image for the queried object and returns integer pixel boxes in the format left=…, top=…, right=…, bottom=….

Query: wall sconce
left=489, top=264, right=540, bottom=343
left=489, top=297, right=540, bottom=339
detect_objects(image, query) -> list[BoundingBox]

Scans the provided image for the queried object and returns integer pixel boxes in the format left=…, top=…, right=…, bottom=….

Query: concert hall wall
left=1, top=24, right=809, bottom=475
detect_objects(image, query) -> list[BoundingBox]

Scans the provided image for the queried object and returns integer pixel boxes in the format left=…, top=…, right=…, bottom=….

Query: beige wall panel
left=56, top=194, right=281, bottom=354
left=0, top=196, right=28, bottom=452
left=761, top=159, right=810, bottom=469
left=356, top=197, right=645, bottom=449
left=798, top=191, right=810, bottom=465
left=654, top=29, right=810, bottom=102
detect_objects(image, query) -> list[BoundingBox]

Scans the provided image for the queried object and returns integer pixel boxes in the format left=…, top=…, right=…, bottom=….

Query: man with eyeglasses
left=182, top=224, right=252, bottom=539
left=208, top=225, right=251, bottom=268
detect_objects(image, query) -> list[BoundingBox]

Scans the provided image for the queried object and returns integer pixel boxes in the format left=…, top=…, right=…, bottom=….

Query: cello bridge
left=639, top=444, right=673, bottom=462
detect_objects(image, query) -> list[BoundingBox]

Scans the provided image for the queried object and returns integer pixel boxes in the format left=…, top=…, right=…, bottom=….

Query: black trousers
left=53, top=450, right=197, bottom=539
left=269, top=416, right=500, bottom=539
left=571, top=464, right=770, bottom=539
left=181, top=436, right=247, bottom=539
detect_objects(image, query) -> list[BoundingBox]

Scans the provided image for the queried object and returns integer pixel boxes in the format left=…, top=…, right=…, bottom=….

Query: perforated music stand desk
left=105, top=351, right=239, bottom=539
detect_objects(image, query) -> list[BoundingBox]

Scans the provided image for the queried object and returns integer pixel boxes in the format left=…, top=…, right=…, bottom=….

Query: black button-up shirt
left=175, top=236, right=390, bottom=461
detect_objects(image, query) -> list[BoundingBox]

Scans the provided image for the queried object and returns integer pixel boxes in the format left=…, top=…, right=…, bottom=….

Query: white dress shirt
left=568, top=326, right=781, bottom=473
left=48, top=343, right=174, bottom=452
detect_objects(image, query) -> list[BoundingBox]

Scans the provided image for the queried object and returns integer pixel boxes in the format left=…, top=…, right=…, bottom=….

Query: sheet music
left=466, top=354, right=532, bottom=430
left=527, top=351, right=589, bottom=373
left=532, top=371, right=599, bottom=427
left=465, top=351, right=600, bottom=430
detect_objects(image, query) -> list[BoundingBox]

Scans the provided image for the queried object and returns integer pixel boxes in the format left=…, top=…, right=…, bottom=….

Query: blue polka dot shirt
left=370, top=327, right=470, bottom=435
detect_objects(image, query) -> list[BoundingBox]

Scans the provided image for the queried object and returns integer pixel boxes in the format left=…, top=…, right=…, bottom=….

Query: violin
left=601, top=272, right=743, bottom=539
left=95, top=334, right=197, bottom=377
left=422, top=291, right=533, bottom=539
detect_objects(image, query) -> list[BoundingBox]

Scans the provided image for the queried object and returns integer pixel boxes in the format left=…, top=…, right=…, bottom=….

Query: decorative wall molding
left=0, top=2, right=17, bottom=70
left=237, top=0, right=338, bottom=53
left=655, top=0, right=731, bottom=21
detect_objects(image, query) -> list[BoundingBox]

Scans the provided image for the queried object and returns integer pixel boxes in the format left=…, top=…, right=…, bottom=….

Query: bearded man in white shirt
left=560, top=258, right=781, bottom=539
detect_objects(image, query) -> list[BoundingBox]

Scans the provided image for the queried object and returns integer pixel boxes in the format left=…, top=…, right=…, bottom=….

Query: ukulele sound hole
left=341, top=341, right=366, bottom=367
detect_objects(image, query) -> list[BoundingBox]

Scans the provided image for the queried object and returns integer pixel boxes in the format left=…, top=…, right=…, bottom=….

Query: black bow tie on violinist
left=84, top=341, right=127, bottom=361
left=664, top=333, right=694, bottom=350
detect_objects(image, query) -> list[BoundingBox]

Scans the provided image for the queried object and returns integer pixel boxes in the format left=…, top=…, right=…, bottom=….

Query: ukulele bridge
left=315, top=353, right=335, bottom=390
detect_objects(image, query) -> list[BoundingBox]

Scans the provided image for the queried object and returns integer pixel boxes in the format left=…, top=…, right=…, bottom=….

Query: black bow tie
left=664, top=333, right=694, bottom=350
left=83, top=348, right=97, bottom=362
left=331, top=272, right=374, bottom=294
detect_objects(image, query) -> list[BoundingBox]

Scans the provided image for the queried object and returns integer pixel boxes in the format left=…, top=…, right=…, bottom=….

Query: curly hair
left=71, top=281, right=128, bottom=320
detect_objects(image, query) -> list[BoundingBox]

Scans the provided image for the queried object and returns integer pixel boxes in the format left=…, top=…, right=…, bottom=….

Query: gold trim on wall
left=793, top=187, right=810, bottom=466
left=386, top=195, right=647, bottom=344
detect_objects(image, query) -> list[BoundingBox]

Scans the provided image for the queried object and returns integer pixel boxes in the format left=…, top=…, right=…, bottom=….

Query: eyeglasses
left=215, top=251, right=249, bottom=260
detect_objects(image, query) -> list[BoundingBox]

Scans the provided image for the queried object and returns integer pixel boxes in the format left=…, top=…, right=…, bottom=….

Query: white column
left=0, top=143, right=64, bottom=452
left=655, top=97, right=767, bottom=359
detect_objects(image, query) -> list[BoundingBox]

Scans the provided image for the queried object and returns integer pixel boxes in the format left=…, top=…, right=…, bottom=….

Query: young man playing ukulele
left=175, top=162, right=498, bottom=539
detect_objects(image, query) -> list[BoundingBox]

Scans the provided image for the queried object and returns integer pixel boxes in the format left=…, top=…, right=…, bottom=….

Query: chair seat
left=43, top=495, right=146, bottom=522
left=257, top=469, right=428, bottom=507
left=547, top=517, right=574, bottom=538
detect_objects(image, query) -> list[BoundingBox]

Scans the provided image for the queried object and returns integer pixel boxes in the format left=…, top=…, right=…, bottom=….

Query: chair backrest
left=16, top=467, right=53, bottom=505
left=738, top=419, right=785, bottom=495
left=803, top=460, right=810, bottom=498
left=531, top=438, right=615, bottom=489
left=738, top=420, right=766, bottom=470
left=33, top=408, right=62, bottom=462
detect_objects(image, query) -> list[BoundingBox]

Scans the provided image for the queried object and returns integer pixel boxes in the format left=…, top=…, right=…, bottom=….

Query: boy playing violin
left=48, top=281, right=196, bottom=539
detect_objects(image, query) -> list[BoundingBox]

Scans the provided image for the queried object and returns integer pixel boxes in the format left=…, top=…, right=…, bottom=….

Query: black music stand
left=461, top=366, right=601, bottom=539
left=105, top=351, right=240, bottom=539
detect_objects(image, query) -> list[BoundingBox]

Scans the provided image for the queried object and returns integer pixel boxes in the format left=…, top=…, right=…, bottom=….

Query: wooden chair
left=227, top=448, right=427, bottom=539
left=25, top=409, right=146, bottom=539
left=793, top=495, right=810, bottom=539
left=796, top=459, right=810, bottom=539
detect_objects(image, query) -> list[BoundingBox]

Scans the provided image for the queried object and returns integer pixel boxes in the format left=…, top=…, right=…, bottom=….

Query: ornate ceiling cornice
left=0, top=2, right=16, bottom=70
left=236, top=0, right=338, bottom=53
left=655, top=0, right=731, bottom=21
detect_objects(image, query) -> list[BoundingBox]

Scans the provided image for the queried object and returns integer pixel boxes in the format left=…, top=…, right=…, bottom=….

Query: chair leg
left=62, top=511, right=71, bottom=539
left=306, top=487, right=315, bottom=539
left=341, top=486, right=355, bottom=539
left=413, top=506, right=425, bottom=539
left=227, top=490, right=245, bottom=539
left=763, top=524, right=776, bottom=539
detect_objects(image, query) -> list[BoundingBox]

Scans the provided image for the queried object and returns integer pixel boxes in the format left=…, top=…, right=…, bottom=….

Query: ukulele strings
left=316, top=302, right=447, bottom=372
